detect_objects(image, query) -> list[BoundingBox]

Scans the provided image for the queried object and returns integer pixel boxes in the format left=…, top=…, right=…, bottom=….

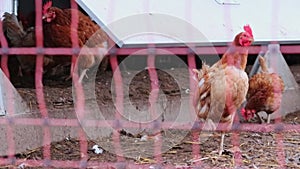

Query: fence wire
left=0, top=0, right=300, bottom=168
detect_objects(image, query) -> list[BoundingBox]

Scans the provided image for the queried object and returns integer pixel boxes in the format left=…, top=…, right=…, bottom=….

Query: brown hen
left=42, top=0, right=109, bottom=82
left=193, top=25, right=254, bottom=155
left=2, top=12, right=54, bottom=76
left=242, top=56, right=285, bottom=123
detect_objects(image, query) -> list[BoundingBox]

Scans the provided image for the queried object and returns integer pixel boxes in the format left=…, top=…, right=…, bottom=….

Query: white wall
left=76, top=0, right=300, bottom=46
left=0, top=0, right=13, bottom=18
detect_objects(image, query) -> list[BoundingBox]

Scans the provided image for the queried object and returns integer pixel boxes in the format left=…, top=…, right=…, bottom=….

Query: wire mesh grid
left=0, top=0, right=300, bottom=168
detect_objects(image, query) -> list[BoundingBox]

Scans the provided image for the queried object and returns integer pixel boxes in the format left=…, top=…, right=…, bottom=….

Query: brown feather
left=258, top=55, right=268, bottom=73
left=43, top=6, right=109, bottom=80
left=245, top=62, right=285, bottom=115
left=194, top=63, right=248, bottom=130
left=193, top=28, right=253, bottom=132
left=2, top=12, right=54, bottom=75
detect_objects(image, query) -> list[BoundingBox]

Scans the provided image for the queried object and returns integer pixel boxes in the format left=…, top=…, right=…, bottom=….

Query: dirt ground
left=1, top=60, right=300, bottom=168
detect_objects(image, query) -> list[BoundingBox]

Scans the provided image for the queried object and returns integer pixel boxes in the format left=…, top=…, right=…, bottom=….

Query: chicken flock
left=1, top=1, right=285, bottom=157
left=2, top=0, right=109, bottom=83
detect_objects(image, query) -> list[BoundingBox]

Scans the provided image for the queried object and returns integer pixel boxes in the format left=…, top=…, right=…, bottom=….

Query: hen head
left=42, top=1, right=56, bottom=22
left=234, top=25, right=254, bottom=47
left=241, top=108, right=255, bottom=121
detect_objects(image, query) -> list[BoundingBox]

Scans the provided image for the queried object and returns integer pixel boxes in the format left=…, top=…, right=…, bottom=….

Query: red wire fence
left=0, top=0, right=300, bottom=168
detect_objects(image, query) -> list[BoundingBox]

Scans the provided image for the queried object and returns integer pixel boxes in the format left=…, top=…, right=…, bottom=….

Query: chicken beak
left=42, top=15, right=46, bottom=20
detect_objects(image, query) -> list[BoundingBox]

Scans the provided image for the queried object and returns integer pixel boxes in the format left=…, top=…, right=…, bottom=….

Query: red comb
left=243, top=24, right=253, bottom=37
left=43, top=1, right=52, bottom=14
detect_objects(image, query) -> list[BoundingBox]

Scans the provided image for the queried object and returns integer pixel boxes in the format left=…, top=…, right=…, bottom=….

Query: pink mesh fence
left=0, top=0, right=300, bottom=168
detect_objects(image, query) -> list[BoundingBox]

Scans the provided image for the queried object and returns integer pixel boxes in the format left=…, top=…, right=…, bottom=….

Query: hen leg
left=78, top=69, right=88, bottom=83
left=211, top=132, right=225, bottom=155
left=267, top=114, right=271, bottom=123
left=219, top=132, right=225, bottom=155
left=255, top=112, right=264, bottom=124
left=209, top=132, right=225, bottom=156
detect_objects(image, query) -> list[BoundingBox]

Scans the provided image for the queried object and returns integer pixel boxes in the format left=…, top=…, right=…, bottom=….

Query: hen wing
left=247, top=72, right=284, bottom=113
left=194, top=64, right=248, bottom=130
left=2, top=12, right=26, bottom=46
left=68, top=9, right=109, bottom=80
left=3, top=13, right=54, bottom=74
left=194, top=64, right=226, bottom=131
